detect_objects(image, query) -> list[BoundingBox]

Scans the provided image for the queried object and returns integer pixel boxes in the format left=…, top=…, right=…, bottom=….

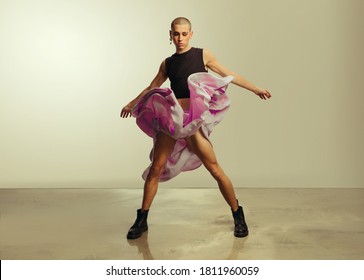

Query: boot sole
left=126, top=228, right=148, bottom=240
left=234, top=231, right=249, bottom=238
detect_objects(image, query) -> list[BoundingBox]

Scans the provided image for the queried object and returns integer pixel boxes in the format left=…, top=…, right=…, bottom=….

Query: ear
left=169, top=30, right=172, bottom=39
left=190, top=31, right=194, bottom=38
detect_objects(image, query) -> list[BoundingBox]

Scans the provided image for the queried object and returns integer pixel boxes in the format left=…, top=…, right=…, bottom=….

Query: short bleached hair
left=171, top=17, right=192, bottom=31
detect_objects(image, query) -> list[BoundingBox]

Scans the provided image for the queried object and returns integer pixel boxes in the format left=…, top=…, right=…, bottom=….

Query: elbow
left=223, top=72, right=236, bottom=81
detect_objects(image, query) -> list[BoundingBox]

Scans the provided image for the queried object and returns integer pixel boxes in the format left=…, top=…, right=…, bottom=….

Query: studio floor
left=0, top=188, right=363, bottom=260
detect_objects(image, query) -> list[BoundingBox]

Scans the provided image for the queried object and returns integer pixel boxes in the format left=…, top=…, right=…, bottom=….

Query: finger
left=122, top=111, right=131, bottom=118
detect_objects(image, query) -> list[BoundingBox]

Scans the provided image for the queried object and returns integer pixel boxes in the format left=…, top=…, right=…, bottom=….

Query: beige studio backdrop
left=0, top=0, right=363, bottom=189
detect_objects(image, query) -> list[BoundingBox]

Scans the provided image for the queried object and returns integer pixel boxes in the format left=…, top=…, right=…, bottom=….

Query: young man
left=121, top=17, right=271, bottom=239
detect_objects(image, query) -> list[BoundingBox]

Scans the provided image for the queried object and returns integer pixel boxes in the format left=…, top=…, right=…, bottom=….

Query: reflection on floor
left=0, top=188, right=363, bottom=260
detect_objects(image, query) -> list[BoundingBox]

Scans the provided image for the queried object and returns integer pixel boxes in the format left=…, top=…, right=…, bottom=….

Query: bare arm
left=203, top=49, right=271, bottom=100
left=120, top=60, right=168, bottom=118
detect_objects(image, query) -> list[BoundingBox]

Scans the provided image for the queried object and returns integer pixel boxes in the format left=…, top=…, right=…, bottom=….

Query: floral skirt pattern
left=132, top=72, right=233, bottom=181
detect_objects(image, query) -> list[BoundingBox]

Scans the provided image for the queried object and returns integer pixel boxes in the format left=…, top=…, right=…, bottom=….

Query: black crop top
left=165, top=47, right=207, bottom=99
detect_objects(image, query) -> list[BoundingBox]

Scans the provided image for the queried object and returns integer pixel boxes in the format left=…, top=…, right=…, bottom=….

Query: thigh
left=152, top=132, right=176, bottom=166
left=186, top=129, right=218, bottom=166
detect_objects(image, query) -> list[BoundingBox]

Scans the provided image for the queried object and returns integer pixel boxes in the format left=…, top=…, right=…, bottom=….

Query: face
left=170, top=24, right=193, bottom=52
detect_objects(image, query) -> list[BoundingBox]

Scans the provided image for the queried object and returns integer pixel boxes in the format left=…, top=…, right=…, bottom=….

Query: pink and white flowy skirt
left=132, top=72, right=233, bottom=182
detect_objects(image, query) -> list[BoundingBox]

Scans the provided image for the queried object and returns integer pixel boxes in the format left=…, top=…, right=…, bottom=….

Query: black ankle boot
left=127, top=209, right=149, bottom=239
left=232, top=205, right=249, bottom=238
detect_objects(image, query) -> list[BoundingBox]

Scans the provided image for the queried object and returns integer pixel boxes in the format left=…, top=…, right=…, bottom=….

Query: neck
left=176, top=45, right=192, bottom=54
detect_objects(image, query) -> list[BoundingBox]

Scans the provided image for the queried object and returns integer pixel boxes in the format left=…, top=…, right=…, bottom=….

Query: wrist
left=251, top=86, right=259, bottom=95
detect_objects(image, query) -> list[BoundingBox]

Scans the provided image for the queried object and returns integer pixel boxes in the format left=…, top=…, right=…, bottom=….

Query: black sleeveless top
left=165, top=47, right=207, bottom=99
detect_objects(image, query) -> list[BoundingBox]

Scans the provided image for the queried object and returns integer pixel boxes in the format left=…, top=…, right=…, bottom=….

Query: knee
left=147, top=163, right=165, bottom=179
left=208, top=163, right=224, bottom=180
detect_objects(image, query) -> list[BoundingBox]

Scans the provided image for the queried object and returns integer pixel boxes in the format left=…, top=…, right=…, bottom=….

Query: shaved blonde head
left=171, top=17, right=192, bottom=31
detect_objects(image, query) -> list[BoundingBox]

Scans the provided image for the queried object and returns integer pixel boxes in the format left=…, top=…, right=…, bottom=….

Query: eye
left=173, top=32, right=180, bottom=36
left=182, top=32, right=188, bottom=36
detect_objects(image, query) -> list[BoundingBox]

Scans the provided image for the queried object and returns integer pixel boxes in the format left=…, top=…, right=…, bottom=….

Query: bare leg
left=127, top=132, right=176, bottom=239
left=141, top=132, right=176, bottom=210
left=186, top=129, right=239, bottom=211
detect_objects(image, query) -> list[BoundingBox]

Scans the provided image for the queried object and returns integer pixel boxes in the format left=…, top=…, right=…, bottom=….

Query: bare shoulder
left=158, top=59, right=167, bottom=75
left=202, top=49, right=231, bottom=76
left=202, top=49, right=215, bottom=62
left=147, top=59, right=168, bottom=88
left=202, top=48, right=216, bottom=64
